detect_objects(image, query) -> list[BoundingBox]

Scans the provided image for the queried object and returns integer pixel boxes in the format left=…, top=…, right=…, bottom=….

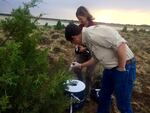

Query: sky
left=0, top=0, right=150, bottom=25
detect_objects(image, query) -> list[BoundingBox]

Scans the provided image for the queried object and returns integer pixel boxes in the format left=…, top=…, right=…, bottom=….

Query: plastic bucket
left=65, top=79, right=86, bottom=111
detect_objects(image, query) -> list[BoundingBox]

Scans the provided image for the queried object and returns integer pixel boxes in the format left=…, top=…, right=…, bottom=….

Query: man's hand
left=78, top=45, right=86, bottom=52
left=69, top=62, right=81, bottom=71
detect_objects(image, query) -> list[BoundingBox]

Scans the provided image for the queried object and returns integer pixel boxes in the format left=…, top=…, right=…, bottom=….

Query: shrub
left=54, top=20, right=65, bottom=30
left=44, top=22, right=51, bottom=28
left=139, top=28, right=146, bottom=33
left=44, top=22, right=48, bottom=27
left=69, top=20, right=74, bottom=24
left=122, top=26, right=127, bottom=32
left=132, top=27, right=138, bottom=33
left=0, top=0, right=70, bottom=113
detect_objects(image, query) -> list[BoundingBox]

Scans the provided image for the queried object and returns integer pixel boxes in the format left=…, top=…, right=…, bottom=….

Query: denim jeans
left=97, top=58, right=136, bottom=113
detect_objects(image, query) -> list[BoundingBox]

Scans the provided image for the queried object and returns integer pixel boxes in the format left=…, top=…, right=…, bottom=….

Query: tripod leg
left=70, top=96, right=73, bottom=113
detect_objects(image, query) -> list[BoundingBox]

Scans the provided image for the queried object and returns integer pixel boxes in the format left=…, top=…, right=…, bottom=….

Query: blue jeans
left=97, top=58, right=136, bottom=113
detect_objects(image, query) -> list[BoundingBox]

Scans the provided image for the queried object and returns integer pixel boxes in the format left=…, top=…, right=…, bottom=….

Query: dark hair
left=76, top=6, right=94, bottom=21
left=65, top=23, right=82, bottom=41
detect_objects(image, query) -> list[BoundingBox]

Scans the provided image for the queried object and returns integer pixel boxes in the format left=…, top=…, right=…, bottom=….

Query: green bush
left=44, top=22, right=51, bottom=28
left=54, top=20, right=65, bottom=30
left=69, top=20, right=74, bottom=24
left=139, top=28, right=146, bottom=33
left=0, top=0, right=70, bottom=113
left=132, top=27, right=138, bottom=33
left=122, top=26, right=127, bottom=32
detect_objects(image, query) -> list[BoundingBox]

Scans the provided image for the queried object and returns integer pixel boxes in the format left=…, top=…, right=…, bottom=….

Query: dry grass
left=0, top=27, right=150, bottom=113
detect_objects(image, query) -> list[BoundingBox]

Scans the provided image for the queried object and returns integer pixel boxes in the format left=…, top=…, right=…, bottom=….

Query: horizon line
left=0, top=13, right=150, bottom=27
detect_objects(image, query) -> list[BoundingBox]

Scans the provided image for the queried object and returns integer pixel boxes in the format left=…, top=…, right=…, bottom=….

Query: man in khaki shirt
left=65, top=23, right=136, bottom=113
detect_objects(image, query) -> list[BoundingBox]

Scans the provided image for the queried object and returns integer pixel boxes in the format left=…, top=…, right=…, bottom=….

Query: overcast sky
left=0, top=0, right=150, bottom=25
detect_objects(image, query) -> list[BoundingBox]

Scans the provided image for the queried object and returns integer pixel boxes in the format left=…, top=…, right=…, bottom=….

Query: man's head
left=65, top=23, right=82, bottom=45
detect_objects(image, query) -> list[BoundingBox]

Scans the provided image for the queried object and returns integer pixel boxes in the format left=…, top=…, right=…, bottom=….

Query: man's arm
left=71, top=57, right=97, bottom=69
left=81, top=57, right=97, bottom=68
left=117, top=43, right=126, bottom=71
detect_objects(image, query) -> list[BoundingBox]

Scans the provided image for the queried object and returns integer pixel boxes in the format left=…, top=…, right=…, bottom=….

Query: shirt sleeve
left=87, top=26, right=127, bottom=50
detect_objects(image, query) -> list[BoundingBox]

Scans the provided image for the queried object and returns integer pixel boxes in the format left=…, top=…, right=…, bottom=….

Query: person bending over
left=65, top=23, right=136, bottom=113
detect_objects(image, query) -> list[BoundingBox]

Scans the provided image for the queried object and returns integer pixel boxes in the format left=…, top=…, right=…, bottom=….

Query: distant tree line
left=43, top=20, right=76, bottom=30
left=44, top=20, right=65, bottom=30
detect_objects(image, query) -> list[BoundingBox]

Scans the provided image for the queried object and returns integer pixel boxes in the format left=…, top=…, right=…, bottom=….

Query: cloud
left=0, top=0, right=150, bottom=25
left=93, top=9, right=150, bottom=25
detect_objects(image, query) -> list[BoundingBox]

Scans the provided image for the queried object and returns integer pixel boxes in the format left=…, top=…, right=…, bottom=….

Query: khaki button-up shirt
left=82, top=25, right=134, bottom=69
